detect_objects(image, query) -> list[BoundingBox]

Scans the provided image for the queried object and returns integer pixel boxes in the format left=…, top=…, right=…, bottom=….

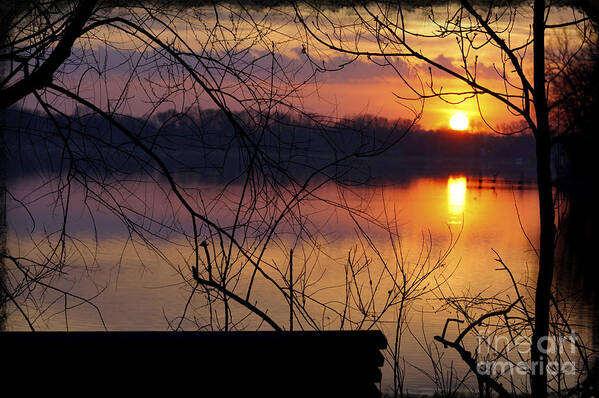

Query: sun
left=449, top=112, right=469, bottom=131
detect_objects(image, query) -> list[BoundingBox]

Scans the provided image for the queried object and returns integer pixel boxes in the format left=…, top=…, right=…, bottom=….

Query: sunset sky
left=31, top=4, right=586, bottom=133
left=4, top=3, right=596, bottom=391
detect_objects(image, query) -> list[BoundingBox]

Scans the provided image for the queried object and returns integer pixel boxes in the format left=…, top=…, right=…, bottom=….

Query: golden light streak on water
left=447, top=176, right=467, bottom=225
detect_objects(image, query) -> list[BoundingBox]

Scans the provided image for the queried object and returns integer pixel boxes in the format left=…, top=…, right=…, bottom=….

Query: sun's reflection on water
left=448, top=176, right=467, bottom=225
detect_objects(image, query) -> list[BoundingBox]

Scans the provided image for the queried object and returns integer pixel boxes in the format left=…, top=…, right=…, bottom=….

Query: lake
left=1, top=1, right=596, bottom=394
left=5, top=171, right=594, bottom=392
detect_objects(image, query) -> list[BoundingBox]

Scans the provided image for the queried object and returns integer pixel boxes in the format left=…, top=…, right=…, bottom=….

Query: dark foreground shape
left=1, top=330, right=387, bottom=397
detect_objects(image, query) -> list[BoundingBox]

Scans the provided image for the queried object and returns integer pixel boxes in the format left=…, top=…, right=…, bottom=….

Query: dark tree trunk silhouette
left=531, top=2, right=556, bottom=398
left=0, top=1, right=97, bottom=110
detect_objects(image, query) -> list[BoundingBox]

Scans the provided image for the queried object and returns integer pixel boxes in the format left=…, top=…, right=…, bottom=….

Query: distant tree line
left=4, top=107, right=536, bottom=182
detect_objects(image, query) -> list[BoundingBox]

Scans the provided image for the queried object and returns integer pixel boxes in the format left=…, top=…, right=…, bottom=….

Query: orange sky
left=36, top=4, right=587, bottom=133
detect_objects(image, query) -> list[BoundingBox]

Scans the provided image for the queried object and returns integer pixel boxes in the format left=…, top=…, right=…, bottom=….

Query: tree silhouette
left=2, top=1, right=596, bottom=395
left=293, top=0, right=594, bottom=396
left=1, top=0, right=432, bottom=342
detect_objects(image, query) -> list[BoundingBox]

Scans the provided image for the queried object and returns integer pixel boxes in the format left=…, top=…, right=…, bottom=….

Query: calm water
left=9, top=172, right=593, bottom=392
left=4, top=174, right=540, bottom=326
left=2, top=4, right=594, bottom=391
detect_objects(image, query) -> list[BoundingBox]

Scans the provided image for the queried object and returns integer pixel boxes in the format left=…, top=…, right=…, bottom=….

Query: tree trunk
left=531, top=0, right=555, bottom=397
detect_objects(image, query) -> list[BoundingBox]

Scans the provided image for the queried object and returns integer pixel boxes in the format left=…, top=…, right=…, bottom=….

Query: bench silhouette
left=2, top=330, right=387, bottom=397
